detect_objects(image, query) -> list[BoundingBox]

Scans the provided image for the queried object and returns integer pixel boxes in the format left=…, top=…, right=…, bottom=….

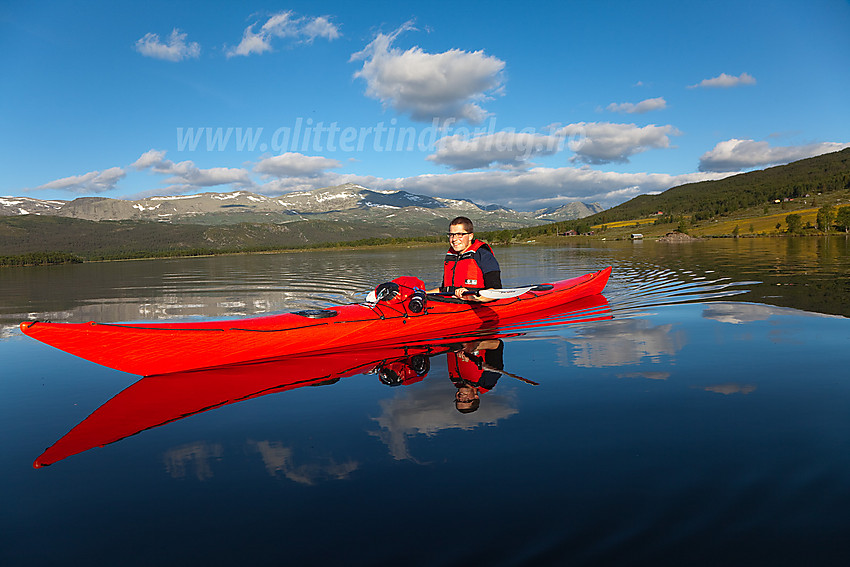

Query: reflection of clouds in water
left=163, top=440, right=359, bottom=484
left=617, top=371, right=670, bottom=381
left=703, top=303, right=781, bottom=324
left=1, top=324, right=20, bottom=339
left=140, top=298, right=273, bottom=318
left=702, top=302, right=837, bottom=324
left=248, top=440, right=359, bottom=485
left=370, top=378, right=518, bottom=461
left=3, top=292, right=329, bottom=329
left=564, top=319, right=687, bottom=367
left=702, top=383, right=757, bottom=395
left=163, top=442, right=223, bottom=481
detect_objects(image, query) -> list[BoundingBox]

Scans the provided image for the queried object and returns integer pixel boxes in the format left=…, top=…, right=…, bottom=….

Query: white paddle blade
left=477, top=286, right=535, bottom=299
left=364, top=290, right=378, bottom=303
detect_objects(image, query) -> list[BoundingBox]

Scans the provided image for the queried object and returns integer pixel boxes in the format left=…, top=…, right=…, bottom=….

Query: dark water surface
left=2, top=238, right=849, bottom=566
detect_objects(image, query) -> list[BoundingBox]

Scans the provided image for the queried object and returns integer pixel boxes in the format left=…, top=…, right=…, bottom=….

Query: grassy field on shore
left=585, top=192, right=849, bottom=241
left=590, top=208, right=819, bottom=239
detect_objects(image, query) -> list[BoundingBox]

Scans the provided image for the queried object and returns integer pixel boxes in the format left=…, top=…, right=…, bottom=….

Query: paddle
left=461, top=350, right=540, bottom=386
left=482, top=364, right=539, bottom=386
left=474, top=286, right=534, bottom=299
left=471, top=283, right=554, bottom=299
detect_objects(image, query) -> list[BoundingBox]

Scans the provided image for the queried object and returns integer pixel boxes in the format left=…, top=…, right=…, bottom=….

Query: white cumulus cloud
left=254, top=152, right=342, bottom=177
left=227, top=10, right=340, bottom=57
left=698, top=139, right=850, bottom=172
left=557, top=122, right=679, bottom=165
left=688, top=72, right=756, bottom=89
left=170, top=166, right=253, bottom=187
left=132, top=149, right=169, bottom=170
left=351, top=21, right=505, bottom=124
left=33, top=167, right=126, bottom=193
left=253, top=165, right=729, bottom=211
left=132, top=149, right=252, bottom=189
left=606, top=97, right=667, bottom=114
left=427, top=131, right=562, bottom=170
left=398, top=167, right=729, bottom=210
left=135, top=29, right=201, bottom=62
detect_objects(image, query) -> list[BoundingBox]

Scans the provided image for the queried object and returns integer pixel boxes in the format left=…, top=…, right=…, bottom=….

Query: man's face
left=448, top=224, right=473, bottom=253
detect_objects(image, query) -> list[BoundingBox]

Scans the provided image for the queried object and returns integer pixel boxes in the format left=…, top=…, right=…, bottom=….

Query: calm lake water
left=2, top=238, right=849, bottom=566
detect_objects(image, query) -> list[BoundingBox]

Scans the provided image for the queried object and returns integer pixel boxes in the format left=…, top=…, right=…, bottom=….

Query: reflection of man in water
left=448, top=339, right=504, bottom=413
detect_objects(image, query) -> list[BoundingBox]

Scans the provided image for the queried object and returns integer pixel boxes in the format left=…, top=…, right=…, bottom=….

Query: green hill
left=587, top=148, right=850, bottom=225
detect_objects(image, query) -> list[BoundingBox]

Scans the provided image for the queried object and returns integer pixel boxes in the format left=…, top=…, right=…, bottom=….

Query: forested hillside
left=586, top=148, right=850, bottom=225
left=0, top=215, right=442, bottom=266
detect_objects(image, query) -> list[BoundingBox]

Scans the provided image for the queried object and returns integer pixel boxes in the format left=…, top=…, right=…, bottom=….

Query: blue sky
left=2, top=0, right=849, bottom=210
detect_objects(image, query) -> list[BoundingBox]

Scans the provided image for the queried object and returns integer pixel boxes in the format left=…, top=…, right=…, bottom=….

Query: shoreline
left=4, top=232, right=850, bottom=268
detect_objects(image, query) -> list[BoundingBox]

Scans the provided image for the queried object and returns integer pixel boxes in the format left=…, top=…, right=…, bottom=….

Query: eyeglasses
left=446, top=232, right=471, bottom=239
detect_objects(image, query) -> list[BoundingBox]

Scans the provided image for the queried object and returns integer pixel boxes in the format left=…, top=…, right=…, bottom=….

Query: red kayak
left=33, top=292, right=612, bottom=468
left=21, top=267, right=611, bottom=376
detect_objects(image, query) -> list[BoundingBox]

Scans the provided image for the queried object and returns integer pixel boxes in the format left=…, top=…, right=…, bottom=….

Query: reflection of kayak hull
left=21, top=267, right=611, bottom=376
left=33, top=346, right=429, bottom=468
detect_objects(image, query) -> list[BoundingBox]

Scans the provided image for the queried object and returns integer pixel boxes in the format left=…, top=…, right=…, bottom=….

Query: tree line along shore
left=2, top=200, right=848, bottom=267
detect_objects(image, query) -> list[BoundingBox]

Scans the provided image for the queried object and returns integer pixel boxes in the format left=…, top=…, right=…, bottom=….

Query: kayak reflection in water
left=448, top=339, right=505, bottom=413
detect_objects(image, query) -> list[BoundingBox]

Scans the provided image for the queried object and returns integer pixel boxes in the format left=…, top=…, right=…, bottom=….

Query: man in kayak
left=430, top=216, right=501, bottom=302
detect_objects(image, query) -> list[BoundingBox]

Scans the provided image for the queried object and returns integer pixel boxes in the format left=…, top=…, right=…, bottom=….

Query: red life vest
left=442, top=239, right=493, bottom=290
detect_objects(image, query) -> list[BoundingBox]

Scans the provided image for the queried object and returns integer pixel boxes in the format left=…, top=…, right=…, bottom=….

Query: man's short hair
left=450, top=216, right=474, bottom=233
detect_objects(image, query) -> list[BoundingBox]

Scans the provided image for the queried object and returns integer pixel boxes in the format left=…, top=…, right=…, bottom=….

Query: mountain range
left=0, top=184, right=603, bottom=230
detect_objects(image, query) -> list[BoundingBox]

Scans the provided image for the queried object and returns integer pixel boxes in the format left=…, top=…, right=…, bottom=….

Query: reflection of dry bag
left=378, top=354, right=431, bottom=387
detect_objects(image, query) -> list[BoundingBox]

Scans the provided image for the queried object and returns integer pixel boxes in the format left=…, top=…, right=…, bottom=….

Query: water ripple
left=604, top=266, right=757, bottom=320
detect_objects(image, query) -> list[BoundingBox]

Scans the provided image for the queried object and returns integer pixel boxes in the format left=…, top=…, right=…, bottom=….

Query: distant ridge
left=1, top=183, right=602, bottom=228
left=1, top=183, right=606, bottom=259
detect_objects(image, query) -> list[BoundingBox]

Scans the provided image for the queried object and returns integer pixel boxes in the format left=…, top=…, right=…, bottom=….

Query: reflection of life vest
left=447, top=345, right=503, bottom=393
left=448, top=351, right=485, bottom=388
left=442, top=240, right=493, bottom=290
